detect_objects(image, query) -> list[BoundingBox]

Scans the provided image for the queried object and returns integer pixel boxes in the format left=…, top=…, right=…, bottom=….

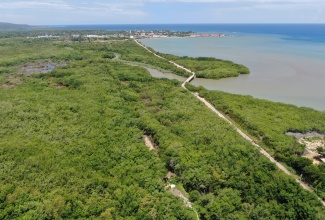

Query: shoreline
left=132, top=34, right=227, bottom=40
left=139, top=36, right=325, bottom=111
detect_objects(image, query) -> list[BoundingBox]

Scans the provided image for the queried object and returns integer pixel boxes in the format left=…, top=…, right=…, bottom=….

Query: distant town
left=129, top=30, right=226, bottom=39
left=27, top=30, right=226, bottom=40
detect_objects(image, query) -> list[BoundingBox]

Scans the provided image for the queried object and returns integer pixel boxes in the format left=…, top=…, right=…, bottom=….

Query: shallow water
left=140, top=36, right=325, bottom=111
left=145, top=67, right=186, bottom=82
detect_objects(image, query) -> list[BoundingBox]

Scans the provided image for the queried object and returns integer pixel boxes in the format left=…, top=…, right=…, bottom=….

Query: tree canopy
left=0, top=37, right=324, bottom=219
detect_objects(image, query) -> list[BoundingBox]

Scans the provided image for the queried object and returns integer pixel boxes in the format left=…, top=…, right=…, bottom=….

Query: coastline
left=140, top=35, right=325, bottom=111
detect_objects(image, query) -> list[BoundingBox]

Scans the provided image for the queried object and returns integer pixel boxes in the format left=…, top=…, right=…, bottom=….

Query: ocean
left=59, top=23, right=325, bottom=42
left=61, top=24, right=325, bottom=110
left=136, top=24, right=325, bottom=111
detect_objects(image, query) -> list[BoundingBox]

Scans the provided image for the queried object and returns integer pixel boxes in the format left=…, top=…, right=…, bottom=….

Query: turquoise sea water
left=59, top=24, right=325, bottom=43
left=135, top=24, right=325, bottom=111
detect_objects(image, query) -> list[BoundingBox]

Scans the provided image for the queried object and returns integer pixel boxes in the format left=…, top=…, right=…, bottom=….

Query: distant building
left=86, top=35, right=99, bottom=38
left=190, top=34, right=200, bottom=37
left=37, top=35, right=59, bottom=38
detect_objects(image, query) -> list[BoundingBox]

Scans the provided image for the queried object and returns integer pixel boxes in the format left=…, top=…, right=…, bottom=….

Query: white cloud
left=0, top=12, right=36, bottom=23
left=0, top=0, right=323, bottom=24
left=0, top=0, right=73, bottom=10
left=0, top=0, right=149, bottom=24
left=0, top=0, right=146, bottom=13
left=1, top=0, right=322, bottom=11
left=1, top=1, right=61, bottom=10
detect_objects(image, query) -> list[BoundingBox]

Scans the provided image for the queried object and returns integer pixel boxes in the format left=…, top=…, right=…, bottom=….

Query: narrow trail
left=134, top=40, right=325, bottom=207
left=166, top=184, right=200, bottom=220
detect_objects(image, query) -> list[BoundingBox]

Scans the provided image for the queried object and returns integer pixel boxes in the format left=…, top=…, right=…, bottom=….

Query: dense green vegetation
left=0, top=29, right=130, bottom=40
left=0, top=40, right=196, bottom=219
left=0, top=37, right=324, bottom=219
left=157, top=53, right=250, bottom=79
left=186, top=84, right=325, bottom=200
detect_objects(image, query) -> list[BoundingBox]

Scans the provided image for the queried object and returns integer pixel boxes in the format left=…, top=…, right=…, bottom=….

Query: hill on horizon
left=0, top=22, right=33, bottom=30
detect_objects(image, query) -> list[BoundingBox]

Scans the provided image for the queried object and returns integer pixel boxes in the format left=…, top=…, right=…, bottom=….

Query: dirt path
left=166, top=184, right=200, bottom=220
left=134, top=40, right=325, bottom=207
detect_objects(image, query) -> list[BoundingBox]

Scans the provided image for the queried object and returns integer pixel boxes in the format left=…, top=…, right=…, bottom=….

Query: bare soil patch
left=1, top=76, right=22, bottom=89
left=141, top=97, right=152, bottom=103
left=54, top=83, right=66, bottom=89
left=300, top=139, right=325, bottom=165
left=287, top=131, right=325, bottom=165
left=143, top=135, right=156, bottom=151
left=2, top=84, right=15, bottom=89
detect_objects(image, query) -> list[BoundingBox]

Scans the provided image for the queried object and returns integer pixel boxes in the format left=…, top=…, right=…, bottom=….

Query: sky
left=0, top=0, right=324, bottom=25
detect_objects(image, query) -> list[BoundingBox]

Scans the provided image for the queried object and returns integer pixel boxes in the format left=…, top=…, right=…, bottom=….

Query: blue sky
left=0, top=0, right=324, bottom=25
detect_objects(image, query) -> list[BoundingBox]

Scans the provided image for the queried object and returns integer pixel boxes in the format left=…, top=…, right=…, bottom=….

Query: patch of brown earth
left=2, top=84, right=15, bottom=89
left=300, top=139, right=325, bottom=165
left=143, top=135, right=156, bottom=151
left=286, top=131, right=325, bottom=165
left=54, top=83, right=66, bottom=89
left=165, top=171, right=176, bottom=179
left=142, top=97, right=151, bottom=103
left=1, top=76, right=22, bottom=89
